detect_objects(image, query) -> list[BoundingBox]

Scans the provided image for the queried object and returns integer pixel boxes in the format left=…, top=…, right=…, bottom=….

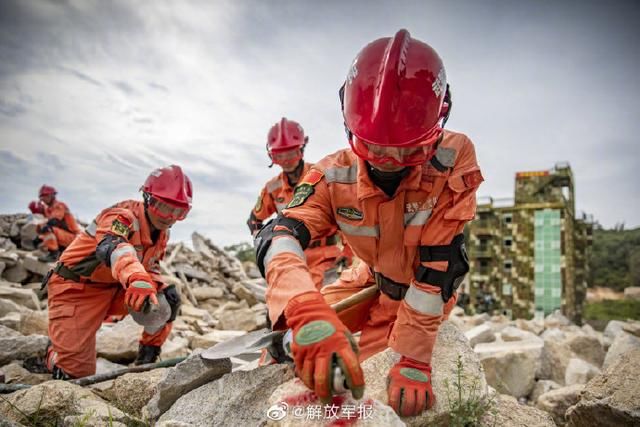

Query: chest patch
left=336, top=207, right=363, bottom=221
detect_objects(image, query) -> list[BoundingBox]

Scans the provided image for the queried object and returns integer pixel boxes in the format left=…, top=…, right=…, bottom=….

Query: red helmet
left=266, top=118, right=307, bottom=167
left=141, top=165, right=193, bottom=221
left=38, top=185, right=57, bottom=198
left=341, top=29, right=451, bottom=166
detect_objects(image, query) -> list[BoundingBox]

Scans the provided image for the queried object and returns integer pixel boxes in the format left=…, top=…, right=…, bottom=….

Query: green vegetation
left=444, top=354, right=496, bottom=427
left=224, top=242, right=256, bottom=263
left=584, top=299, right=640, bottom=322
left=590, top=225, right=640, bottom=291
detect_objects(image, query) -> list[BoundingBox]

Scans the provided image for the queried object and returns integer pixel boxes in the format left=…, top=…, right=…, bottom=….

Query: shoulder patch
left=254, top=195, right=263, bottom=212
left=287, top=184, right=314, bottom=209
left=336, top=207, right=363, bottom=221
left=110, top=215, right=132, bottom=238
left=300, top=169, right=324, bottom=186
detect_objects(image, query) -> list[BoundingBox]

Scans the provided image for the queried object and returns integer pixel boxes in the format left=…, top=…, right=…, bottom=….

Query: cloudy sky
left=1, top=0, right=639, bottom=246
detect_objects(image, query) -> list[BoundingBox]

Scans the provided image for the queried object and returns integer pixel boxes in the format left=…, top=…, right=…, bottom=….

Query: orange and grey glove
left=125, top=272, right=159, bottom=312
left=387, top=356, right=435, bottom=417
left=285, top=291, right=365, bottom=403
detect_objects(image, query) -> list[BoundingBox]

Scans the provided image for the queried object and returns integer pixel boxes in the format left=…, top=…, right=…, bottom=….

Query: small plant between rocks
left=444, top=354, right=496, bottom=427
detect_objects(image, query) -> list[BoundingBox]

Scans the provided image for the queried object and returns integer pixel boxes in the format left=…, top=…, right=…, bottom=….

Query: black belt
left=53, top=262, right=82, bottom=282
left=308, top=234, right=339, bottom=249
left=373, top=271, right=408, bottom=301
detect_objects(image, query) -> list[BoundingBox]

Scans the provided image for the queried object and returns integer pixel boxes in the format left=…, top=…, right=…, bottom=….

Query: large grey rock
left=11, top=310, right=48, bottom=336
left=231, top=282, right=258, bottom=306
left=537, top=338, right=574, bottom=385
left=0, top=335, right=48, bottom=365
left=566, top=333, right=605, bottom=367
left=0, top=362, right=49, bottom=385
left=622, top=321, right=640, bottom=338
left=603, top=320, right=627, bottom=340
left=536, top=384, right=584, bottom=425
left=102, top=368, right=167, bottom=417
left=0, top=298, right=26, bottom=317
left=161, top=336, right=189, bottom=359
left=0, top=286, right=39, bottom=310
left=544, top=311, right=571, bottom=329
left=1, top=262, right=28, bottom=283
left=465, top=323, right=496, bottom=347
left=217, top=307, right=258, bottom=331
left=159, top=364, right=294, bottom=426
left=566, top=349, right=640, bottom=427
left=266, top=321, right=487, bottom=426
left=603, top=331, right=640, bottom=370
left=481, top=350, right=538, bottom=398
left=564, top=358, right=601, bottom=386
left=481, top=394, right=556, bottom=426
left=0, top=313, right=21, bottom=331
left=21, top=254, right=51, bottom=277
left=191, top=286, right=223, bottom=301
left=541, top=328, right=567, bottom=342
left=0, top=380, right=138, bottom=426
left=96, top=316, right=143, bottom=363
left=500, top=326, right=540, bottom=342
left=142, top=351, right=232, bottom=420
left=189, top=329, right=246, bottom=350
left=468, top=312, right=490, bottom=326
left=515, top=318, right=544, bottom=335
left=530, top=380, right=562, bottom=403
left=0, top=324, right=21, bottom=338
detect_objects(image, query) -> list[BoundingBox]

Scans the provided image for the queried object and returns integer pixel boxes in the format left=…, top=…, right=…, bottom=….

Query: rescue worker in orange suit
left=28, top=185, right=81, bottom=263
left=255, top=30, right=483, bottom=417
left=42, top=165, right=192, bottom=379
left=247, top=118, right=352, bottom=288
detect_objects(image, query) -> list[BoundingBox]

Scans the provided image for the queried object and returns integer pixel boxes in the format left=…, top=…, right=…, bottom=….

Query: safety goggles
left=348, top=133, right=440, bottom=167
left=146, top=195, right=190, bottom=221
left=269, top=147, right=303, bottom=167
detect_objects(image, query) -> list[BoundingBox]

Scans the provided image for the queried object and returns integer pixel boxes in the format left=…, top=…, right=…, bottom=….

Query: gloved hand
left=125, top=273, right=158, bottom=312
left=285, top=291, right=365, bottom=403
left=387, top=356, right=435, bottom=417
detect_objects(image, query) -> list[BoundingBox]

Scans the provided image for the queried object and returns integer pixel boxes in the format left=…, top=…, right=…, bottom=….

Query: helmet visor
left=270, top=147, right=303, bottom=168
left=349, top=135, right=435, bottom=167
left=147, top=195, right=190, bottom=221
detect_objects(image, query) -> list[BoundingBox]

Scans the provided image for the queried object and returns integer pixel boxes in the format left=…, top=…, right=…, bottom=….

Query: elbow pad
left=254, top=215, right=311, bottom=278
left=96, top=234, right=127, bottom=267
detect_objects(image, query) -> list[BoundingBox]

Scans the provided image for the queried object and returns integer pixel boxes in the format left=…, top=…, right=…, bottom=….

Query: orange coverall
left=251, top=162, right=350, bottom=288
left=39, top=200, right=81, bottom=251
left=264, top=130, right=483, bottom=363
left=47, top=200, right=172, bottom=378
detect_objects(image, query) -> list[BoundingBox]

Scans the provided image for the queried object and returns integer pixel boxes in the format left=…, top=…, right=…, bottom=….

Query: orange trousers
left=321, top=263, right=457, bottom=362
left=40, top=226, right=77, bottom=251
left=47, top=276, right=172, bottom=378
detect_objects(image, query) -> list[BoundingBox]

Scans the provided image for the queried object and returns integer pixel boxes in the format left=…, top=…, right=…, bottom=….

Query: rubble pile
left=0, top=211, right=637, bottom=425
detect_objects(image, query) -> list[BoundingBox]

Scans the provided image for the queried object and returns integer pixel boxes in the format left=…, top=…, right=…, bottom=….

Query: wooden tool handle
left=329, top=284, right=378, bottom=313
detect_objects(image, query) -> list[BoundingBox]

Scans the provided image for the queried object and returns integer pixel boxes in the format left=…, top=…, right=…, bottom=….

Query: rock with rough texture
left=622, top=321, right=640, bottom=338
left=564, top=358, right=601, bottom=386
left=142, top=351, right=232, bottom=420
left=0, top=335, right=48, bottom=365
left=0, top=313, right=21, bottom=331
left=0, top=286, right=39, bottom=310
left=500, top=326, right=540, bottom=342
left=468, top=312, right=490, bottom=326
left=566, top=333, right=605, bottom=367
left=603, top=320, right=627, bottom=340
left=623, top=286, right=640, bottom=300
left=566, top=349, right=640, bottom=427
left=536, top=384, right=584, bottom=425
left=541, top=328, right=566, bottom=342
left=96, top=316, right=143, bottom=363
left=465, top=323, right=496, bottom=347
left=16, top=310, right=48, bottom=336
left=95, top=357, right=126, bottom=374
left=102, top=368, right=167, bottom=417
left=266, top=321, right=487, bottom=427
left=231, top=282, right=258, bottom=306
left=159, top=364, right=295, bottom=426
left=481, top=394, right=556, bottom=426
left=537, top=338, right=574, bottom=385
left=0, top=362, right=50, bottom=385
left=474, top=337, right=544, bottom=360
left=0, top=324, right=21, bottom=338
left=603, top=331, right=640, bottom=369
left=217, top=307, right=258, bottom=331
left=530, top=380, right=562, bottom=403
left=161, top=336, right=189, bottom=359
left=480, top=350, right=538, bottom=398
left=21, top=254, right=51, bottom=277
left=0, top=381, right=137, bottom=426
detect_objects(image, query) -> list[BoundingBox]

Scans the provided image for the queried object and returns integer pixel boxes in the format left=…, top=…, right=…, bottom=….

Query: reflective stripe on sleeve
left=110, top=245, right=137, bottom=267
left=337, top=220, right=379, bottom=238
left=264, top=236, right=305, bottom=267
left=404, top=286, right=444, bottom=315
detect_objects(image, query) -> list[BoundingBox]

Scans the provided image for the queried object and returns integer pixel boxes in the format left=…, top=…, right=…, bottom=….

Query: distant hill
left=590, top=225, right=640, bottom=291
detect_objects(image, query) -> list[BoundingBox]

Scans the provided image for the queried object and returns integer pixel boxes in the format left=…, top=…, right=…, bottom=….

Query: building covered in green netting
left=465, top=162, right=593, bottom=323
